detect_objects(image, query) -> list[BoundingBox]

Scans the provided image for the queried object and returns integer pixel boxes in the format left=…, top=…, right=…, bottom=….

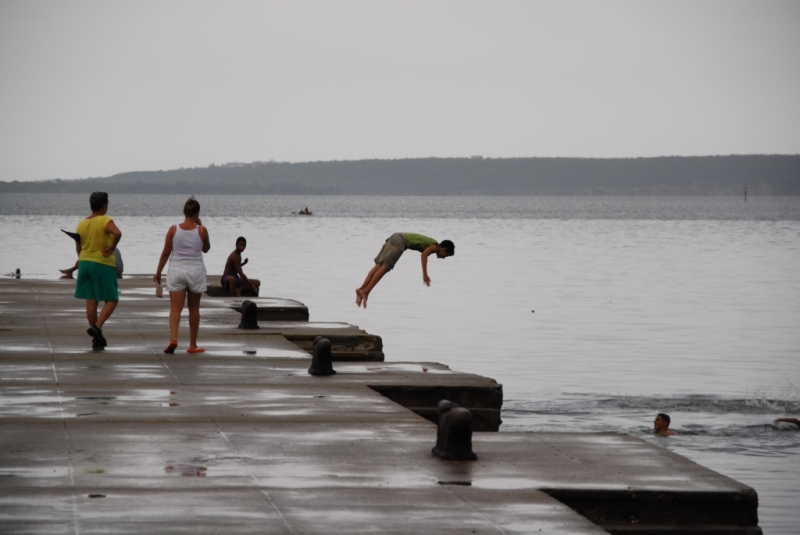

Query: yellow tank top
left=76, top=215, right=116, bottom=267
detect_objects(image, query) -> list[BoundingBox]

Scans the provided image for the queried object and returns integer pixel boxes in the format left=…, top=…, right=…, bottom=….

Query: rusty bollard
left=308, top=337, right=336, bottom=376
left=238, top=300, right=260, bottom=329
left=432, top=400, right=477, bottom=461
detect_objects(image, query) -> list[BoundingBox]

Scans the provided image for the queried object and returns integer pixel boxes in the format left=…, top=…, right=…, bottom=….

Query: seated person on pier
left=221, top=237, right=260, bottom=297
left=355, top=233, right=454, bottom=308
left=654, top=413, right=679, bottom=436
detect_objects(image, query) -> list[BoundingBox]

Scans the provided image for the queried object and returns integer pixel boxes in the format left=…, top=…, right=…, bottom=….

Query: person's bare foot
left=164, top=340, right=178, bottom=354
left=355, top=289, right=363, bottom=307
left=187, top=346, right=205, bottom=354
left=361, top=291, right=369, bottom=309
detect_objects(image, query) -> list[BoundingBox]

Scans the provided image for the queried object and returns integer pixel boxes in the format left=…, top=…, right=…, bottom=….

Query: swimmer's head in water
left=654, top=413, right=671, bottom=432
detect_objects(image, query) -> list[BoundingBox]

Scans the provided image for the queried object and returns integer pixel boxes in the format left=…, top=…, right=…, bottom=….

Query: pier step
left=543, top=489, right=762, bottom=535
left=205, top=284, right=259, bottom=298
left=603, top=526, right=762, bottom=535
left=368, top=384, right=503, bottom=431
left=230, top=303, right=309, bottom=322
left=285, top=333, right=384, bottom=362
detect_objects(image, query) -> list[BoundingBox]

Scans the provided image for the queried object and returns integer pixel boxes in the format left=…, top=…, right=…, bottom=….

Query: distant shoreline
left=2, top=155, right=798, bottom=196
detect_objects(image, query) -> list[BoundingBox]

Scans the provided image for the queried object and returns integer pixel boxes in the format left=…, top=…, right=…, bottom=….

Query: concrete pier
left=0, top=277, right=761, bottom=534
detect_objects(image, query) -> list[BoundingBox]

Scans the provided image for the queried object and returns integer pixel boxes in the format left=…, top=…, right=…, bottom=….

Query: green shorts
left=374, top=233, right=407, bottom=271
left=75, top=261, right=119, bottom=302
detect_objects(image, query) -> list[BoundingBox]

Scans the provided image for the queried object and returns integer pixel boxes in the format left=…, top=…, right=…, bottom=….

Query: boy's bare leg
left=222, top=276, right=236, bottom=297
left=60, top=261, right=79, bottom=277
left=356, top=264, right=381, bottom=306
left=356, top=264, right=388, bottom=308
left=356, top=265, right=378, bottom=305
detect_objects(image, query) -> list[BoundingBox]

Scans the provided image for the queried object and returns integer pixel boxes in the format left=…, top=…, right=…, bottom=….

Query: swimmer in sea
left=773, top=417, right=800, bottom=428
left=654, top=413, right=679, bottom=436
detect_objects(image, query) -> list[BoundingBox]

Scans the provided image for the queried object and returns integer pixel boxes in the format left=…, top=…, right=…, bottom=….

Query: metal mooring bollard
left=308, top=337, right=336, bottom=376
left=432, top=399, right=477, bottom=461
left=238, top=300, right=260, bottom=329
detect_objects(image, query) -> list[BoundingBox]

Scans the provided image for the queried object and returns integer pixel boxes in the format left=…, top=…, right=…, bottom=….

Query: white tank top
left=171, top=225, right=204, bottom=261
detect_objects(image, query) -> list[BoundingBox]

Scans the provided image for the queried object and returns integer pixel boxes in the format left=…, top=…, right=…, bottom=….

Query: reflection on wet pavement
left=165, top=457, right=208, bottom=477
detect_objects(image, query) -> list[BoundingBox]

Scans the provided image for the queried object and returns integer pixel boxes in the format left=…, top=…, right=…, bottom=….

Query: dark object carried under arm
left=61, top=229, right=81, bottom=244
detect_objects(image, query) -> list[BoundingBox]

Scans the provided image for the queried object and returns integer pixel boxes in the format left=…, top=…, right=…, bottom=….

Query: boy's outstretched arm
left=420, top=244, right=439, bottom=286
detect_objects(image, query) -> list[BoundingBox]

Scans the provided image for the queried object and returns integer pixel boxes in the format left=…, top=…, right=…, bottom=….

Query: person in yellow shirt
left=74, top=192, right=122, bottom=349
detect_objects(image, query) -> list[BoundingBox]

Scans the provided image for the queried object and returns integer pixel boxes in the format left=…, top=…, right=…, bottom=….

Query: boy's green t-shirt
left=403, top=233, right=437, bottom=253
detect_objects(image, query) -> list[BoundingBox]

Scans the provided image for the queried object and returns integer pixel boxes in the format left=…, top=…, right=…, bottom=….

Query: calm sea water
left=2, top=193, right=799, bottom=533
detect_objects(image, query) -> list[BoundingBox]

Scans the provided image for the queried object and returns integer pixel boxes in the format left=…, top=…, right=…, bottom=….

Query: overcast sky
left=1, top=1, right=799, bottom=182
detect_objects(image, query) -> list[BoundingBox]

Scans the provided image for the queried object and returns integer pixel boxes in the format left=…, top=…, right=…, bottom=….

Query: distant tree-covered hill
left=2, top=155, right=799, bottom=195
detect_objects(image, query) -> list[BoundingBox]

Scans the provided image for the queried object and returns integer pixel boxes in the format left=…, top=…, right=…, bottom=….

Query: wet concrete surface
left=0, top=277, right=761, bottom=534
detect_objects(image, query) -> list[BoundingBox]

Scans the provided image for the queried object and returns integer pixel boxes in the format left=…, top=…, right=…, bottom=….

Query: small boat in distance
left=294, top=207, right=313, bottom=215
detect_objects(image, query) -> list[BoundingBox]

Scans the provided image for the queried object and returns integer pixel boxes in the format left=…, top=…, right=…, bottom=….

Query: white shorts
left=166, top=260, right=207, bottom=294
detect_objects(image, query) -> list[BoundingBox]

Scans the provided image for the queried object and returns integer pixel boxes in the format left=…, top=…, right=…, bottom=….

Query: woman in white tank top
left=153, top=196, right=211, bottom=354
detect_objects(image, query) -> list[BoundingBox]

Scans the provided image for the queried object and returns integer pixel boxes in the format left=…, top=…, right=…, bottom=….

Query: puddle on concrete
left=279, top=363, right=452, bottom=376
left=202, top=348, right=306, bottom=358
left=337, top=364, right=453, bottom=374
left=72, top=389, right=175, bottom=405
left=59, top=345, right=153, bottom=354
left=196, top=308, right=237, bottom=316
left=0, top=390, right=62, bottom=405
left=130, top=309, right=171, bottom=318
left=117, top=389, right=176, bottom=403
left=471, top=477, right=547, bottom=490
left=252, top=464, right=426, bottom=489
left=165, top=457, right=208, bottom=477
left=0, top=467, right=71, bottom=478
left=85, top=364, right=166, bottom=380
left=122, top=287, right=160, bottom=296
left=0, top=364, right=53, bottom=374
left=0, top=345, right=51, bottom=352
left=164, top=340, right=307, bottom=358
left=204, top=390, right=311, bottom=404
left=238, top=322, right=349, bottom=329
